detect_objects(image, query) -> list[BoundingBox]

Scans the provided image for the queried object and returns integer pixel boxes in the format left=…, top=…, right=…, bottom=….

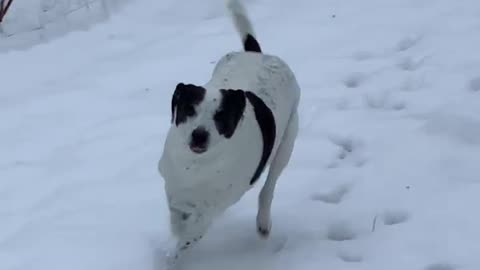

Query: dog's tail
left=226, top=0, right=262, bottom=53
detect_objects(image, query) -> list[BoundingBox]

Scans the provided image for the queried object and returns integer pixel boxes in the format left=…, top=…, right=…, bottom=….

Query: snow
left=1, top=0, right=480, bottom=269
left=0, top=0, right=125, bottom=52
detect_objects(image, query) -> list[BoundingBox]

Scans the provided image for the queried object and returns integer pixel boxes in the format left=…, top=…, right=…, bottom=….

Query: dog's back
left=220, top=0, right=300, bottom=108
left=207, top=0, right=301, bottom=164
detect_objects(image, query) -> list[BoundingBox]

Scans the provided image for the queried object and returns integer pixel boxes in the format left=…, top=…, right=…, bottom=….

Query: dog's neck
left=160, top=107, right=262, bottom=191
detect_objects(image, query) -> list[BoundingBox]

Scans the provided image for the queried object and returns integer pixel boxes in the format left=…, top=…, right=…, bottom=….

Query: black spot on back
left=214, top=89, right=246, bottom=138
left=244, top=34, right=262, bottom=53
left=171, top=83, right=206, bottom=126
left=245, top=92, right=276, bottom=185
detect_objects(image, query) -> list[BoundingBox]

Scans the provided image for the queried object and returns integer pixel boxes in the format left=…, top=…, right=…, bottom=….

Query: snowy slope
left=2, top=0, right=480, bottom=269
left=0, top=0, right=126, bottom=52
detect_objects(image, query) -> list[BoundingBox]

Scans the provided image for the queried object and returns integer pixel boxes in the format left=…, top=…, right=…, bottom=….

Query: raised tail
left=226, top=0, right=262, bottom=53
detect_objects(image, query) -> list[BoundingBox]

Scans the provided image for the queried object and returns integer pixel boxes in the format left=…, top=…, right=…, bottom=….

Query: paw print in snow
left=311, top=184, right=351, bottom=204
left=425, top=262, right=456, bottom=270
left=327, top=135, right=368, bottom=168
left=327, top=222, right=356, bottom=241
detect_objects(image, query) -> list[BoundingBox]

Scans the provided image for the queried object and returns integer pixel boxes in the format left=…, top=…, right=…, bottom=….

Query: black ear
left=214, top=89, right=246, bottom=138
left=171, top=83, right=184, bottom=123
left=245, top=91, right=276, bottom=185
left=171, top=83, right=206, bottom=126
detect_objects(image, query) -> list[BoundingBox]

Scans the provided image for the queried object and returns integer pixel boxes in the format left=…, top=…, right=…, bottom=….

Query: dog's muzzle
left=189, top=127, right=209, bottom=154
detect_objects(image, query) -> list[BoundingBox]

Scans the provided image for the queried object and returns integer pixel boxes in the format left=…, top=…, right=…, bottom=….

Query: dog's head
left=171, top=83, right=246, bottom=154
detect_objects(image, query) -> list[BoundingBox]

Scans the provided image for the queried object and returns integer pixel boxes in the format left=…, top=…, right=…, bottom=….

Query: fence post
left=0, top=0, right=4, bottom=23
left=0, top=0, right=14, bottom=22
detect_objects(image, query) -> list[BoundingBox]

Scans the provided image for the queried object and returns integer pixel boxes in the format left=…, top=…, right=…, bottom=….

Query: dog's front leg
left=175, top=233, right=204, bottom=256
left=166, top=209, right=212, bottom=268
left=165, top=234, right=205, bottom=270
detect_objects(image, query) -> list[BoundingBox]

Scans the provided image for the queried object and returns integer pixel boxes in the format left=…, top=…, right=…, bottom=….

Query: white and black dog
left=158, top=0, right=300, bottom=265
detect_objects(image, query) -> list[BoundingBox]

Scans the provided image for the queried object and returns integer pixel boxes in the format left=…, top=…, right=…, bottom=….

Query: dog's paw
left=256, top=216, right=272, bottom=239
left=257, top=225, right=270, bottom=238
left=164, top=251, right=179, bottom=270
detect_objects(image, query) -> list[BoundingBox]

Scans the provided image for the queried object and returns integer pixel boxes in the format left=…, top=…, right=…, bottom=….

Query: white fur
left=226, top=0, right=258, bottom=44
left=158, top=0, right=300, bottom=267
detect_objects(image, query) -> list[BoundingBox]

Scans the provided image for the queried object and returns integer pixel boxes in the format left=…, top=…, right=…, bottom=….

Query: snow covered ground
left=2, top=0, right=480, bottom=269
left=0, top=0, right=125, bottom=52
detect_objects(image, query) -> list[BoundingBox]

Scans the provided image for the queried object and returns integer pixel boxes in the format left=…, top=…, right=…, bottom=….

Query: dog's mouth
left=190, top=145, right=207, bottom=154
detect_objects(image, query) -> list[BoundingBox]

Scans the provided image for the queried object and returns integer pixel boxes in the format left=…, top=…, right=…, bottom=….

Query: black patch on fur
left=245, top=92, right=276, bottom=185
left=214, top=89, right=246, bottom=138
left=171, top=83, right=206, bottom=126
left=181, top=212, right=191, bottom=220
left=244, top=34, right=262, bottom=53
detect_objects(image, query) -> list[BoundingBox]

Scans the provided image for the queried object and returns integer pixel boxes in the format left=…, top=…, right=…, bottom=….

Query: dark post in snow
left=0, top=0, right=14, bottom=23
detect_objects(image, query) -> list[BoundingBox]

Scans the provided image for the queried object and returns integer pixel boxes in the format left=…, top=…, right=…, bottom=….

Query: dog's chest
left=160, top=126, right=262, bottom=215
left=163, top=162, right=255, bottom=216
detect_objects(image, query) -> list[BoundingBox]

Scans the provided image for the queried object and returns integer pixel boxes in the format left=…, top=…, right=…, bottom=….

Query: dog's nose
left=190, top=127, right=209, bottom=153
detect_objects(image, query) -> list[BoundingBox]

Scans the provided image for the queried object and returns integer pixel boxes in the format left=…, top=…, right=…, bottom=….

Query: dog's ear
left=171, top=83, right=206, bottom=126
left=214, top=89, right=246, bottom=138
left=245, top=91, right=276, bottom=185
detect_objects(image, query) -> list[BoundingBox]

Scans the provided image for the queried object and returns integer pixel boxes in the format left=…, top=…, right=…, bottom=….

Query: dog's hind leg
left=257, top=111, right=299, bottom=238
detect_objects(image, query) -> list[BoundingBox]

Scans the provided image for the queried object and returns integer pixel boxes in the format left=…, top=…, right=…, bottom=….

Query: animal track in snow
left=337, top=251, right=363, bottom=263
left=397, top=56, right=427, bottom=71
left=311, top=185, right=350, bottom=204
left=425, top=262, right=456, bottom=270
left=327, top=135, right=367, bottom=168
left=363, top=91, right=406, bottom=111
left=467, top=76, right=480, bottom=91
left=382, top=209, right=410, bottom=226
left=326, top=222, right=356, bottom=241
left=343, top=72, right=367, bottom=88
left=395, top=35, right=422, bottom=52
